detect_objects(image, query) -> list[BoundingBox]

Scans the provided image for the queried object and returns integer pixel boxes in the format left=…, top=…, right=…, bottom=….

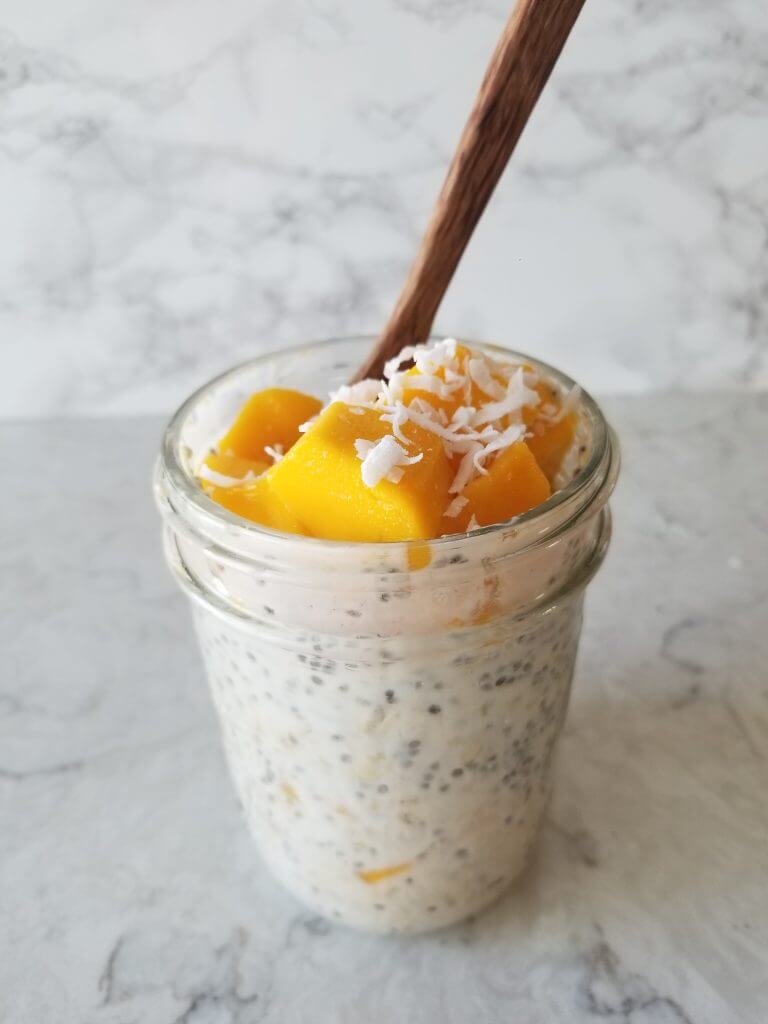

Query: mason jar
left=154, top=337, right=619, bottom=934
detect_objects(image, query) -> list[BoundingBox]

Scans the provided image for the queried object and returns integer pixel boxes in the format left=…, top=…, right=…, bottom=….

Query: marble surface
left=1, top=392, right=767, bottom=1022
left=1, top=0, right=767, bottom=419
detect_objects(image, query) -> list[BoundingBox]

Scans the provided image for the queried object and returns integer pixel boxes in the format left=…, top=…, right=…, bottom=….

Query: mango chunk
left=407, top=540, right=432, bottom=571
left=203, top=452, right=269, bottom=478
left=526, top=412, right=577, bottom=484
left=453, top=441, right=551, bottom=530
left=523, top=382, right=577, bottom=484
left=268, top=403, right=453, bottom=542
left=207, top=474, right=308, bottom=534
left=357, top=862, right=411, bottom=885
left=218, top=388, right=322, bottom=462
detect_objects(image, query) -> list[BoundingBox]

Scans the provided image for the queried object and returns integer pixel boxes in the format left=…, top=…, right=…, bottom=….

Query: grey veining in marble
left=1, top=393, right=767, bottom=1022
left=1, top=0, right=766, bottom=418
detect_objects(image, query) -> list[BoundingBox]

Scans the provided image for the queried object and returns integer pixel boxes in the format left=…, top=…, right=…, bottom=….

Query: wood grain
left=352, top=0, right=587, bottom=383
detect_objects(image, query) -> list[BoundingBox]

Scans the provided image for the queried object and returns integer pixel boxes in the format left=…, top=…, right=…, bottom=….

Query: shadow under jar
left=154, top=336, right=620, bottom=934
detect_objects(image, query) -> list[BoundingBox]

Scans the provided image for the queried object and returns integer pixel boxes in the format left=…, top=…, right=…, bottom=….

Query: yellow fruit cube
left=206, top=474, right=308, bottom=534
left=445, top=441, right=552, bottom=532
left=268, top=403, right=453, bottom=542
left=217, top=388, right=322, bottom=462
left=523, top=381, right=577, bottom=484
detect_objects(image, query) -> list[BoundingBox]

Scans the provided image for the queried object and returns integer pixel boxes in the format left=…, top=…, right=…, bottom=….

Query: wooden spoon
left=351, top=0, right=587, bottom=383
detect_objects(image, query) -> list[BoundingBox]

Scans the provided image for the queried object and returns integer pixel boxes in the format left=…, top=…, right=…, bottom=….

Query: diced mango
left=217, top=388, right=322, bottom=462
left=526, top=414, right=576, bottom=484
left=357, top=862, right=411, bottom=885
left=203, top=452, right=269, bottom=478
left=206, top=474, right=308, bottom=534
left=407, top=540, right=432, bottom=571
left=523, top=382, right=577, bottom=484
left=199, top=453, right=269, bottom=494
left=456, top=441, right=551, bottom=529
left=268, top=403, right=453, bottom=542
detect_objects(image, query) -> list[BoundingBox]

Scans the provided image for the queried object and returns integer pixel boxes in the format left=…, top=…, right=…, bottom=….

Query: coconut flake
left=407, top=397, right=437, bottom=417
left=466, top=514, right=480, bottom=532
left=444, top=495, right=469, bottom=518
left=450, top=405, right=476, bottom=429
left=474, top=368, right=540, bottom=426
left=468, top=358, right=506, bottom=400
left=384, top=346, right=418, bottom=380
left=473, top=423, right=526, bottom=475
left=449, top=442, right=483, bottom=494
left=264, top=443, right=284, bottom=464
left=553, top=384, right=581, bottom=422
left=383, top=402, right=456, bottom=443
left=331, top=379, right=381, bottom=406
left=198, top=464, right=261, bottom=488
left=355, top=435, right=423, bottom=488
left=413, top=338, right=459, bottom=376
left=378, top=401, right=411, bottom=444
left=405, top=372, right=462, bottom=401
left=354, top=438, right=375, bottom=458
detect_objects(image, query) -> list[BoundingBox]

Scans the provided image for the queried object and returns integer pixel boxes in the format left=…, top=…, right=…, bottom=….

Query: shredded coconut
left=378, top=403, right=411, bottom=444
left=468, top=358, right=506, bottom=400
left=330, top=379, right=381, bottom=406
left=450, top=405, right=476, bottom=429
left=450, top=443, right=483, bottom=494
left=404, top=372, right=462, bottom=401
left=473, top=423, right=526, bottom=475
left=384, top=346, right=418, bottom=380
left=466, top=514, right=480, bottom=532
left=553, top=385, right=581, bottom=422
left=444, top=495, right=469, bottom=519
left=198, top=464, right=261, bottom=488
left=473, top=369, right=540, bottom=427
left=355, top=435, right=423, bottom=488
left=330, top=338, right=576, bottom=498
left=264, top=443, right=284, bottom=464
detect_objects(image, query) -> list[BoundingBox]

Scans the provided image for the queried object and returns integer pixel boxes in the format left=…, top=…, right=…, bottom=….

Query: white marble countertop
left=2, top=392, right=767, bottom=1023
left=2, top=0, right=766, bottom=418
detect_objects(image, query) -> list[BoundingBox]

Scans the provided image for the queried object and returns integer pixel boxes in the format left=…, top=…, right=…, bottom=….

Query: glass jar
left=154, top=337, right=619, bottom=934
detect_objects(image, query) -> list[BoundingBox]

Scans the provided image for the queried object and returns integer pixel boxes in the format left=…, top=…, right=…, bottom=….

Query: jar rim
left=159, top=335, right=611, bottom=555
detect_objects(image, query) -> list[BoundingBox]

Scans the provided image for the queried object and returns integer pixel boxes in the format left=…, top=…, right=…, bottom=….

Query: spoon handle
left=352, top=0, right=586, bottom=383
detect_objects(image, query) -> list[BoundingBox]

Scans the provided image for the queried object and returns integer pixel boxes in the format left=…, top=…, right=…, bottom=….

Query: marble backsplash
left=1, top=0, right=765, bottom=418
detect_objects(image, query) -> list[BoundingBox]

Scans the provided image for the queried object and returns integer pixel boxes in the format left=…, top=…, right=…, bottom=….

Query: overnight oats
left=155, top=337, right=619, bottom=933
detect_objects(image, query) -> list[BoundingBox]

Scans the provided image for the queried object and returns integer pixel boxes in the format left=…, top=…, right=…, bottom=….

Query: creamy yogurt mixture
left=195, top=585, right=584, bottom=933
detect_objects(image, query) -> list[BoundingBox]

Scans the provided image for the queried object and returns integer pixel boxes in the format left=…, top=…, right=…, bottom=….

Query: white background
left=1, top=0, right=766, bottom=417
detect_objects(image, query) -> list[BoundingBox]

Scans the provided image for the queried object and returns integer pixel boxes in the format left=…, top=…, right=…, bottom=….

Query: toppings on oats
left=197, top=340, right=579, bottom=542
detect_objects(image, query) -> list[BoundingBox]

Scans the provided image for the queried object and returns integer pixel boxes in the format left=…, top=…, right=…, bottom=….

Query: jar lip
left=160, top=335, right=610, bottom=553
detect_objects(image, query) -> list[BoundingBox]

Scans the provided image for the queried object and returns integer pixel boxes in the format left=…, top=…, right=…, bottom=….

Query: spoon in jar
left=351, top=0, right=587, bottom=383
